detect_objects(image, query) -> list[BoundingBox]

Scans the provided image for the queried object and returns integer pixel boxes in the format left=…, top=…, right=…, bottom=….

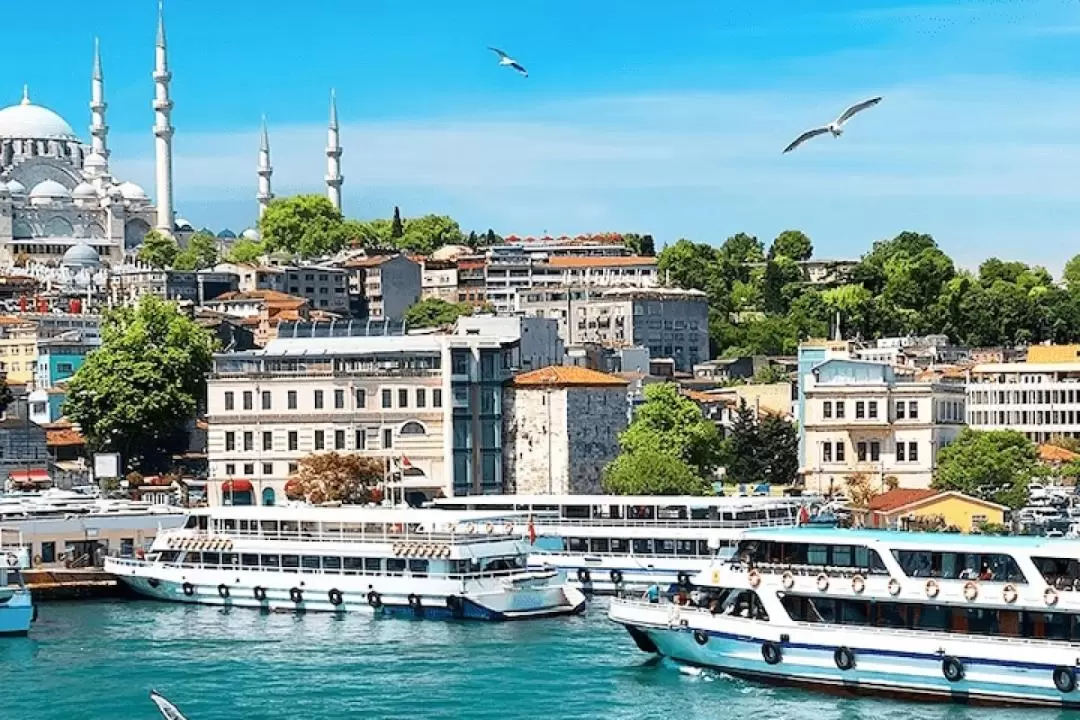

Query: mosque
left=0, top=2, right=345, bottom=271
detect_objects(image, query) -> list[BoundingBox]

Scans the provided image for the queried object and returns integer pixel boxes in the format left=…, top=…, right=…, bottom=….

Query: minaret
left=89, top=38, right=109, bottom=168
left=256, top=116, right=274, bottom=218
left=325, top=89, right=343, bottom=212
left=153, top=0, right=175, bottom=234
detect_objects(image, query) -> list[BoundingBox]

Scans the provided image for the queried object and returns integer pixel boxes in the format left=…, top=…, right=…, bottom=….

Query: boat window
left=690, top=507, right=713, bottom=521
left=241, top=553, right=259, bottom=568
left=408, top=559, right=429, bottom=576
left=301, top=522, right=319, bottom=536
left=280, top=555, right=299, bottom=572
left=322, top=556, right=342, bottom=572
left=184, top=515, right=199, bottom=529
left=361, top=558, right=380, bottom=573
left=203, top=552, right=221, bottom=566
left=563, top=504, right=590, bottom=519
left=261, top=554, right=280, bottom=568
left=567, top=538, right=588, bottom=553
left=892, top=550, right=1026, bottom=582
left=831, top=545, right=853, bottom=567
left=449, top=559, right=470, bottom=575
left=342, top=557, right=364, bottom=574
left=222, top=519, right=237, bottom=531
left=221, top=553, right=238, bottom=567
left=611, top=538, right=629, bottom=554
left=280, top=521, right=299, bottom=536
left=698, top=540, right=713, bottom=556
left=260, top=520, right=279, bottom=535
left=722, top=590, right=769, bottom=621
left=654, top=540, right=676, bottom=555
left=301, top=556, right=320, bottom=571
left=159, top=550, right=180, bottom=563
left=659, top=505, right=688, bottom=520
left=807, top=544, right=828, bottom=565
left=628, top=505, right=655, bottom=521
left=590, top=538, right=610, bottom=553
left=632, top=539, right=654, bottom=554
left=676, top=540, right=697, bottom=555
left=1032, top=557, right=1080, bottom=589
left=238, top=520, right=251, bottom=532
left=387, top=558, right=406, bottom=574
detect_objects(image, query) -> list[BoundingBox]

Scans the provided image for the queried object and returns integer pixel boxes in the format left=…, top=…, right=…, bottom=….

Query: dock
left=23, top=568, right=128, bottom=601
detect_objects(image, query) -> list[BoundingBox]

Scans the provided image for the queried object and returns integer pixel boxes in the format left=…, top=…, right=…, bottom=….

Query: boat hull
left=528, top=555, right=706, bottom=594
left=609, top=601, right=1080, bottom=709
left=0, top=591, right=34, bottom=636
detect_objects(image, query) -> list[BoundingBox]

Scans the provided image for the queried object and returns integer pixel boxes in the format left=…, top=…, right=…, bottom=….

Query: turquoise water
left=1, top=600, right=1070, bottom=720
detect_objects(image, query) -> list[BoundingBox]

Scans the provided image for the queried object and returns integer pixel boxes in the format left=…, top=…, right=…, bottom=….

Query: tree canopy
left=258, top=194, right=349, bottom=257
left=173, top=231, right=219, bottom=271
left=222, top=237, right=266, bottom=264
left=721, top=400, right=798, bottom=487
left=137, top=230, right=179, bottom=268
left=63, top=295, right=217, bottom=472
left=404, top=298, right=472, bottom=329
left=932, top=428, right=1038, bottom=509
left=603, top=445, right=708, bottom=495
left=618, top=383, right=724, bottom=476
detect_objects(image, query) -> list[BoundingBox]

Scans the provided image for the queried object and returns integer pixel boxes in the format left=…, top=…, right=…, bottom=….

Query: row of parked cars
left=1016, top=483, right=1080, bottom=537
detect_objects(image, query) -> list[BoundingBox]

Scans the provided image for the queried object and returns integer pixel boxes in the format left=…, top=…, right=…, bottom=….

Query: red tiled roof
left=545, top=256, right=657, bottom=269
left=46, top=427, right=86, bottom=447
left=867, top=488, right=940, bottom=513
left=511, top=365, right=628, bottom=388
left=1039, top=444, right=1080, bottom=463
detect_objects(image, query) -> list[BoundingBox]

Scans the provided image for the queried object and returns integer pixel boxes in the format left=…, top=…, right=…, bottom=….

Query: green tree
left=933, top=428, right=1038, bottom=509
left=0, top=378, right=13, bottom=415
left=467, top=230, right=478, bottom=246
left=618, top=383, right=723, bottom=476
left=483, top=228, right=501, bottom=247
left=722, top=400, right=798, bottom=487
left=62, top=295, right=217, bottom=472
left=173, top=231, right=219, bottom=271
left=623, top=232, right=656, bottom=256
left=762, top=255, right=804, bottom=314
left=602, top=444, right=707, bottom=495
left=222, top=237, right=266, bottom=264
left=1064, top=253, right=1080, bottom=293
left=657, top=239, right=718, bottom=292
left=404, top=298, right=472, bottom=328
left=137, top=230, right=179, bottom=268
left=769, top=230, right=813, bottom=261
left=751, top=364, right=788, bottom=384
left=391, top=206, right=404, bottom=239
left=398, top=214, right=466, bottom=255
left=259, top=194, right=347, bottom=257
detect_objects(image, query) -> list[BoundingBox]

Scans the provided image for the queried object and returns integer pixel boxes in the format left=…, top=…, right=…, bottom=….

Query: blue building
left=34, top=335, right=99, bottom=390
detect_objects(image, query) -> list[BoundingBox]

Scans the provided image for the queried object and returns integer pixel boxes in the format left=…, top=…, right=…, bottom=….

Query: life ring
left=5, top=552, right=18, bottom=568
left=888, top=578, right=901, bottom=596
left=328, top=588, right=344, bottom=606
left=464, top=523, right=476, bottom=534
left=693, top=630, right=709, bottom=646
left=1002, top=584, right=1018, bottom=604
left=577, top=568, right=591, bottom=584
left=834, top=646, right=856, bottom=671
left=408, top=593, right=423, bottom=611
left=748, top=569, right=762, bottom=588
left=485, top=522, right=495, bottom=535
left=290, top=587, right=303, bottom=604
left=677, top=571, right=692, bottom=588
left=217, top=584, right=230, bottom=599
left=253, top=586, right=267, bottom=602
left=816, top=574, right=829, bottom=592
left=942, top=656, right=964, bottom=683
left=1054, top=667, right=1077, bottom=694
left=367, top=590, right=383, bottom=608
left=182, top=582, right=195, bottom=597
left=1046, top=587, right=1059, bottom=606
left=503, top=522, right=515, bottom=534
left=781, top=572, right=794, bottom=590
left=851, top=575, right=866, bottom=594
left=610, top=569, right=624, bottom=584
left=32, top=554, right=42, bottom=568
left=761, top=641, right=782, bottom=665
left=925, top=579, right=940, bottom=598
left=963, top=581, right=978, bottom=602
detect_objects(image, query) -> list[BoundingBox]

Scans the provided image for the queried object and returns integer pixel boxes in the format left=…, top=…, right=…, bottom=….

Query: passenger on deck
left=978, top=563, right=994, bottom=581
left=645, top=584, right=660, bottom=603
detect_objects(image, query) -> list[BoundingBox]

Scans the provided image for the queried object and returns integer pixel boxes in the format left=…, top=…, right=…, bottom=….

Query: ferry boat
left=609, top=526, right=1080, bottom=708
left=105, top=505, right=586, bottom=621
left=433, top=495, right=814, bottom=594
left=1, top=531, right=34, bottom=636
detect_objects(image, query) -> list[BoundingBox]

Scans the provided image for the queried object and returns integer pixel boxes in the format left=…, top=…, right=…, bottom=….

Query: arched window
left=12, top=220, right=33, bottom=239
left=400, top=421, right=426, bottom=435
left=44, top=216, right=74, bottom=237
left=262, top=487, right=276, bottom=507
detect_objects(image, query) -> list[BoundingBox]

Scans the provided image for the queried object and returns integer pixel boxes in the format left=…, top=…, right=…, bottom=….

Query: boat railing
left=160, top=528, right=522, bottom=547
left=108, top=556, right=534, bottom=581
left=736, top=562, right=891, bottom=578
left=533, top=548, right=713, bottom=560
left=546, top=517, right=798, bottom=530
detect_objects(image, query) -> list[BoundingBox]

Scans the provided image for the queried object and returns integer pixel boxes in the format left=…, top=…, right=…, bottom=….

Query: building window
left=909, top=442, right=918, bottom=462
left=243, top=432, right=253, bottom=451
left=314, top=390, right=324, bottom=410
left=857, top=442, right=867, bottom=462
left=868, top=401, right=878, bottom=419
left=897, top=443, right=906, bottom=462
left=870, top=441, right=881, bottom=462
left=400, top=421, right=425, bottom=435
left=335, top=430, right=345, bottom=450
left=225, top=432, right=235, bottom=451
left=383, top=428, right=393, bottom=449
left=417, top=389, right=426, bottom=408
left=399, top=389, right=408, bottom=408
left=835, top=442, right=845, bottom=462
left=823, top=444, right=832, bottom=462
left=262, top=391, right=271, bottom=410
left=288, top=462, right=298, bottom=475
left=356, top=429, right=366, bottom=450
left=356, top=388, right=366, bottom=408
left=40, top=541, right=55, bottom=564
left=836, top=401, right=845, bottom=419
left=909, top=401, right=918, bottom=420
left=262, top=462, right=273, bottom=476
left=334, top=389, right=344, bottom=409
left=225, top=463, right=235, bottom=476
left=855, top=401, right=865, bottom=419
left=314, top=431, right=324, bottom=450
left=288, top=431, right=298, bottom=451
left=382, top=389, right=392, bottom=408
left=896, top=401, right=905, bottom=420
left=433, top=389, right=442, bottom=408
left=243, top=463, right=254, bottom=476
left=243, top=391, right=253, bottom=411
left=263, top=431, right=272, bottom=451
left=823, top=401, right=832, bottom=419
left=288, top=390, right=297, bottom=410
left=224, top=392, right=234, bottom=411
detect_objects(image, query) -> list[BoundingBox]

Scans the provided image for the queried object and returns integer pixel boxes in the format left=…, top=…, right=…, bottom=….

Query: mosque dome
left=72, top=182, right=97, bottom=200
left=117, top=181, right=148, bottom=201
left=217, top=229, right=237, bottom=239
left=29, top=179, right=72, bottom=204
left=83, top=151, right=108, bottom=172
left=0, top=91, right=78, bottom=141
left=241, top=227, right=260, bottom=241
left=175, top=218, right=194, bottom=232
left=6, top=179, right=26, bottom=196
left=62, top=242, right=102, bottom=269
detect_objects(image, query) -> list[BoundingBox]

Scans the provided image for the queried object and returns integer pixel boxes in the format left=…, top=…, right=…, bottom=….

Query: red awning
left=221, top=479, right=253, bottom=493
left=9, top=469, right=50, bottom=483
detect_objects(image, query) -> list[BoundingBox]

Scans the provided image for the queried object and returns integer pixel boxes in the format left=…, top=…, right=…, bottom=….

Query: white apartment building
left=802, top=358, right=966, bottom=493
left=967, top=359, right=1080, bottom=443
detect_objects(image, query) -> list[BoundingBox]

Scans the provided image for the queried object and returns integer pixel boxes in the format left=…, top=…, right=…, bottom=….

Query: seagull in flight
left=783, top=97, right=883, bottom=154
left=150, top=690, right=190, bottom=720
left=488, top=47, right=528, bottom=77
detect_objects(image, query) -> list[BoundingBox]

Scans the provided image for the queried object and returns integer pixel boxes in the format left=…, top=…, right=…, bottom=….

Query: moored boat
left=610, top=526, right=1080, bottom=708
left=0, top=533, right=35, bottom=636
left=105, top=505, right=586, bottom=621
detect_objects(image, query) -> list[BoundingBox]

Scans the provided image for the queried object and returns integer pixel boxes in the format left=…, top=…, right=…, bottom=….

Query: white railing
left=109, top=556, right=535, bottom=581
left=164, top=528, right=522, bottom=546
left=546, top=517, right=796, bottom=530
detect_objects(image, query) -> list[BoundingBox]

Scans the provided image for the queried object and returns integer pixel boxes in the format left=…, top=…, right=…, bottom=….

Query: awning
left=9, top=469, right=50, bottom=483
left=221, top=479, right=253, bottom=493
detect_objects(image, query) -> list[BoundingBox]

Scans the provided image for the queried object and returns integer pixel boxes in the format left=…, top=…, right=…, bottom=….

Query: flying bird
left=488, top=47, right=528, bottom=77
left=782, top=97, right=883, bottom=154
left=150, top=690, right=190, bottom=720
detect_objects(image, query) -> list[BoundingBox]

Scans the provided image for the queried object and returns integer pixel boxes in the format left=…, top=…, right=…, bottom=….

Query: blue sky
left=4, top=0, right=1080, bottom=271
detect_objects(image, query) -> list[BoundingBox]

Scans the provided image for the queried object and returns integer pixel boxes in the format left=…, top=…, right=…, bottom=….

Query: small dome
left=241, top=227, right=260, bottom=241
left=117, top=181, right=148, bottom=201
left=83, top=151, right=108, bottom=171
left=29, top=179, right=72, bottom=204
left=175, top=218, right=194, bottom=231
left=62, top=242, right=101, bottom=269
left=6, top=179, right=27, bottom=196
left=72, top=182, right=97, bottom=200
left=217, top=229, right=237, bottom=239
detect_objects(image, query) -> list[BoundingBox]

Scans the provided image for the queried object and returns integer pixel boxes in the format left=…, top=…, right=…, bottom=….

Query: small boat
left=0, top=532, right=34, bottom=636
left=150, top=690, right=189, bottom=719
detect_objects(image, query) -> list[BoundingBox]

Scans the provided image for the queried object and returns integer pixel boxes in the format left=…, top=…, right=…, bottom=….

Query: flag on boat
left=149, top=690, right=190, bottom=720
left=527, top=514, right=537, bottom=544
left=797, top=505, right=810, bottom=526
left=393, top=455, right=413, bottom=469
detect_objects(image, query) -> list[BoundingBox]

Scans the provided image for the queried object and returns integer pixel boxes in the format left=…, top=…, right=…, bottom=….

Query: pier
left=23, top=568, right=126, bottom=601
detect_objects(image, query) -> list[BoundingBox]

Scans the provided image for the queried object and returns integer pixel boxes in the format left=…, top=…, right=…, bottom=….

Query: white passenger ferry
left=433, top=495, right=812, bottom=593
left=105, top=505, right=586, bottom=621
left=610, top=526, right=1080, bottom=708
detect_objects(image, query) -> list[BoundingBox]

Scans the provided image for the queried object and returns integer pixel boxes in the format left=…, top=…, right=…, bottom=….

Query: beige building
left=421, top=259, right=458, bottom=302
left=966, top=349, right=1080, bottom=443
left=0, top=317, right=38, bottom=385
left=503, top=366, right=628, bottom=494
left=802, top=358, right=965, bottom=493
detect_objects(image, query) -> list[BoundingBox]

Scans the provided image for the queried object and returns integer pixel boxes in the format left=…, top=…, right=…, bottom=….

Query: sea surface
left=2, top=599, right=1075, bottom=720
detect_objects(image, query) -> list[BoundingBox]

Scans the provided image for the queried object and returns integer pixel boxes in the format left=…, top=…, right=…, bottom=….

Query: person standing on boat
left=646, top=583, right=660, bottom=603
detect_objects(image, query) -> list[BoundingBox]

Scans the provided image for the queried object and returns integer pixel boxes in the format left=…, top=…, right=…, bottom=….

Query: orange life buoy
left=816, top=573, right=830, bottom=592
left=925, top=579, right=940, bottom=598
left=748, top=569, right=762, bottom=588
left=1003, top=584, right=1018, bottom=604
left=851, top=575, right=866, bottom=594
left=888, top=578, right=901, bottom=596
left=1045, top=586, right=1059, bottom=606
left=963, top=581, right=978, bottom=602
left=781, top=571, right=795, bottom=590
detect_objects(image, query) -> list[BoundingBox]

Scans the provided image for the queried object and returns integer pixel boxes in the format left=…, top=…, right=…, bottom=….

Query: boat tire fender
left=942, top=656, right=964, bottom=683
left=1054, top=667, right=1077, bottom=694
left=577, top=568, right=591, bottom=584
left=217, top=584, right=230, bottom=599
left=408, top=593, right=422, bottom=610
left=253, top=586, right=267, bottom=602
left=290, top=587, right=303, bottom=604
left=182, top=582, right=195, bottom=597
left=446, top=595, right=464, bottom=616
left=761, top=641, right=782, bottom=665
left=609, top=569, right=623, bottom=584
left=834, top=646, right=855, bottom=671
left=328, top=588, right=344, bottom=606
left=367, top=590, right=382, bottom=608
left=693, top=630, right=708, bottom=646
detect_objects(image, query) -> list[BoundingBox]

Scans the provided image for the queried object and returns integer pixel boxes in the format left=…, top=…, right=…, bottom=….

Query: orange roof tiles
left=1039, top=444, right=1080, bottom=463
left=867, top=488, right=940, bottom=513
left=46, top=427, right=86, bottom=447
left=545, top=256, right=657, bottom=268
left=511, top=365, right=629, bottom=388
left=211, top=290, right=306, bottom=306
